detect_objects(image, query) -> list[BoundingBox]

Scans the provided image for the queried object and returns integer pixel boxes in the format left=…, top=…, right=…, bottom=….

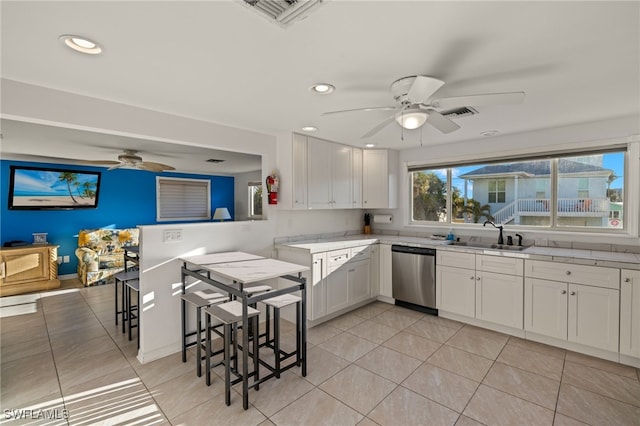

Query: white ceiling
left=1, top=1, right=639, bottom=174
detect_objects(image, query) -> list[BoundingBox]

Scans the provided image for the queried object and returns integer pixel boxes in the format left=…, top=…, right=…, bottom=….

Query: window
left=156, top=177, right=210, bottom=221
left=487, top=180, right=506, bottom=203
left=248, top=181, right=263, bottom=218
left=409, top=148, right=626, bottom=231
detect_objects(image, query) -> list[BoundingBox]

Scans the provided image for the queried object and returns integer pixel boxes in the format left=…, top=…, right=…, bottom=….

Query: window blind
left=156, top=177, right=210, bottom=221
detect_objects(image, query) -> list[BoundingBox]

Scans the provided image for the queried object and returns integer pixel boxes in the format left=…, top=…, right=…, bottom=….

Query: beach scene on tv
left=11, top=168, right=100, bottom=208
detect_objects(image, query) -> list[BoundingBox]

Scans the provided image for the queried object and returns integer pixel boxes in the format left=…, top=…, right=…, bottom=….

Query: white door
left=621, top=269, right=640, bottom=357
left=436, top=265, right=475, bottom=317
left=307, top=138, right=332, bottom=209
left=476, top=271, right=524, bottom=329
left=331, top=144, right=353, bottom=208
left=524, top=278, right=567, bottom=339
left=568, top=283, right=619, bottom=352
left=348, top=259, right=370, bottom=305
left=310, top=253, right=326, bottom=320
left=326, top=265, right=349, bottom=314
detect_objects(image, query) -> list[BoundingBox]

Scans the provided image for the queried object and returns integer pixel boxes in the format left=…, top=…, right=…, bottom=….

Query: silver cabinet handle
left=566, top=271, right=571, bottom=275
left=476, top=277, right=481, bottom=281
left=624, top=278, right=631, bottom=282
left=561, top=290, right=567, bottom=294
left=570, top=291, right=576, bottom=296
left=470, top=276, right=475, bottom=280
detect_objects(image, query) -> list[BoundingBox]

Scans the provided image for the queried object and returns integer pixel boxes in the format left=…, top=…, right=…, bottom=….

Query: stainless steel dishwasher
left=391, top=245, right=437, bottom=314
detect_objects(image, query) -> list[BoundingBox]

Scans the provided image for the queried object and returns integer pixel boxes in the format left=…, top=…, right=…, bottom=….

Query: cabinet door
left=362, top=150, right=388, bottom=208
left=348, top=259, right=370, bottom=305
left=436, top=265, right=475, bottom=317
left=524, top=278, right=567, bottom=340
left=326, top=265, right=349, bottom=314
left=351, top=147, right=363, bottom=208
left=568, top=283, right=619, bottom=352
left=309, top=253, right=326, bottom=321
left=307, top=138, right=332, bottom=209
left=621, top=269, right=640, bottom=357
left=476, top=272, right=523, bottom=329
left=379, top=244, right=393, bottom=298
left=369, top=244, right=380, bottom=297
left=292, top=133, right=308, bottom=209
left=331, top=144, right=352, bottom=208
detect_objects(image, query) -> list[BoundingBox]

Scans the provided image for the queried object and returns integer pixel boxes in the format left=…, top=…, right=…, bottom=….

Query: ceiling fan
left=322, top=75, right=525, bottom=138
left=79, top=149, right=176, bottom=172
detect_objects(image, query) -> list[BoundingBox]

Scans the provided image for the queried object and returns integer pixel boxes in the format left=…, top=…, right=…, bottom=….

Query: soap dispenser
left=447, top=228, right=455, bottom=241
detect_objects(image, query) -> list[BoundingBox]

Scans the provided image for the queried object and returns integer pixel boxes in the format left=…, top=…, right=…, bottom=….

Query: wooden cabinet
left=475, top=255, right=524, bottom=329
left=362, top=149, right=398, bottom=209
left=524, top=260, right=620, bottom=352
left=620, top=269, right=640, bottom=357
left=436, top=251, right=476, bottom=317
left=0, top=244, right=60, bottom=296
left=307, top=137, right=353, bottom=209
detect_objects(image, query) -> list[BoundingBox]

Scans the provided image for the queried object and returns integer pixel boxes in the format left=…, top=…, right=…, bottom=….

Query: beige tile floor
left=1, top=280, right=640, bottom=425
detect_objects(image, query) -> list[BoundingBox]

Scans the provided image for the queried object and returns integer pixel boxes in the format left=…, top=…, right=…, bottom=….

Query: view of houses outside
left=412, top=151, right=624, bottom=229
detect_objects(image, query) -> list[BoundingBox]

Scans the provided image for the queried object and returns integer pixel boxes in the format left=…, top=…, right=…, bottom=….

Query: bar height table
left=180, top=252, right=309, bottom=410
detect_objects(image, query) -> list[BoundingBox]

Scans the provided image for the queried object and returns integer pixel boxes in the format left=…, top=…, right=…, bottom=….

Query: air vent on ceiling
left=242, top=0, right=324, bottom=27
left=441, top=106, right=478, bottom=119
left=206, top=159, right=226, bottom=163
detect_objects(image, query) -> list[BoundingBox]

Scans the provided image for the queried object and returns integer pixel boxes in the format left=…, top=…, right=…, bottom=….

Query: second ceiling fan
left=322, top=75, right=525, bottom=138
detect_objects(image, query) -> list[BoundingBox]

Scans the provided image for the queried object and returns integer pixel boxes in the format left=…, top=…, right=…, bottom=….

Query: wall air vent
left=241, top=0, right=324, bottom=27
left=441, top=106, right=478, bottom=119
left=206, top=159, right=226, bottom=163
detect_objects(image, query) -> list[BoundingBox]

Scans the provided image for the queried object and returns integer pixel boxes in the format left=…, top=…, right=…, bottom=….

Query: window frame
left=248, top=181, right=263, bottom=219
left=408, top=147, right=628, bottom=234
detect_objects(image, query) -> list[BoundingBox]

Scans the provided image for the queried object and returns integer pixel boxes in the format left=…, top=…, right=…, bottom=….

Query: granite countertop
left=276, top=234, right=640, bottom=270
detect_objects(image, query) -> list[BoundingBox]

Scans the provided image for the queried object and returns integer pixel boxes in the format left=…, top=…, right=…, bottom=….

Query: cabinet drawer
left=350, top=245, right=371, bottom=261
left=477, top=255, right=523, bottom=276
left=437, top=250, right=475, bottom=269
left=525, top=260, right=619, bottom=290
left=327, top=249, right=351, bottom=271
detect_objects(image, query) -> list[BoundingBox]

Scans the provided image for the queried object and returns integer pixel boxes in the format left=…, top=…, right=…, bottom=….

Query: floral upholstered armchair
left=75, top=228, right=139, bottom=286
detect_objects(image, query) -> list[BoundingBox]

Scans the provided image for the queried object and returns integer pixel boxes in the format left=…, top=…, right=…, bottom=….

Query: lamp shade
left=213, top=207, right=231, bottom=221
left=395, top=108, right=428, bottom=130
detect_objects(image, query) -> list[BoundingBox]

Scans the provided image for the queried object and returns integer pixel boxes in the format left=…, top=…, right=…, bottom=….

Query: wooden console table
left=0, top=244, right=60, bottom=296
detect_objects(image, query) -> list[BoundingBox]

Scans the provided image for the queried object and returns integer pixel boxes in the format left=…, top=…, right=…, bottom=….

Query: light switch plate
left=163, top=229, right=183, bottom=243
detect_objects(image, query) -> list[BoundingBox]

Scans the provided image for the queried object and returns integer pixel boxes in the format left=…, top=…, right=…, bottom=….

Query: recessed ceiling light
left=302, top=126, right=317, bottom=132
left=59, top=34, right=102, bottom=55
left=365, top=143, right=376, bottom=148
left=309, top=83, right=335, bottom=94
left=480, top=130, right=500, bottom=137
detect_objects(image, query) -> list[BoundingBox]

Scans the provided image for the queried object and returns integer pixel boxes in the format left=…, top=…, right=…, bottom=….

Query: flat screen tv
left=8, top=165, right=101, bottom=210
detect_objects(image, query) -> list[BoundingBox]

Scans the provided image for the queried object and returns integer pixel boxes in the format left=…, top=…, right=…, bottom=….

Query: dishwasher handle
left=391, top=245, right=436, bottom=256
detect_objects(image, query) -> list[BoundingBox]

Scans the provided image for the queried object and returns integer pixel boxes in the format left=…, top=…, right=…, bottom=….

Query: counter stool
left=124, top=279, right=140, bottom=348
left=114, top=270, right=139, bottom=333
left=180, top=290, right=228, bottom=377
left=204, top=301, right=260, bottom=406
left=261, top=294, right=302, bottom=378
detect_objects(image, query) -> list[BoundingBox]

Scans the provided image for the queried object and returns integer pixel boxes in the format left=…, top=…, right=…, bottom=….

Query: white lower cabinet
left=437, top=264, right=476, bottom=317
left=310, top=253, right=327, bottom=320
left=524, top=260, right=620, bottom=352
left=326, top=265, right=350, bottom=315
left=348, top=258, right=371, bottom=305
left=379, top=243, right=393, bottom=298
left=620, top=269, right=640, bottom=357
left=476, top=271, right=523, bottom=329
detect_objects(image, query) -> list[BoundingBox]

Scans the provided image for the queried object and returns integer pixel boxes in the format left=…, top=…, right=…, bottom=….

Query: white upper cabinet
left=363, top=149, right=398, bottom=209
left=306, top=137, right=353, bottom=209
left=276, top=133, right=308, bottom=209
left=352, top=147, right=363, bottom=208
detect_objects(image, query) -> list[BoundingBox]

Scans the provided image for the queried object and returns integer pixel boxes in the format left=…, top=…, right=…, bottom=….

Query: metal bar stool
left=204, top=301, right=260, bottom=406
left=114, top=270, right=139, bottom=333
left=124, top=278, right=140, bottom=348
left=180, top=290, right=228, bottom=377
left=261, top=294, right=302, bottom=378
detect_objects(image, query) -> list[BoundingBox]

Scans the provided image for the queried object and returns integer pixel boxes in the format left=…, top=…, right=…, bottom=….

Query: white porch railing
left=491, top=198, right=610, bottom=224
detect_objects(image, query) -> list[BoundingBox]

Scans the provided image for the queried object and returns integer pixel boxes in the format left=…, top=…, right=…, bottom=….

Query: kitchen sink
left=448, top=241, right=530, bottom=251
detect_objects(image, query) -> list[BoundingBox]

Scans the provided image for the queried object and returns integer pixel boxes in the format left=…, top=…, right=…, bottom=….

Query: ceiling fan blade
left=407, top=76, right=445, bottom=104
left=77, top=160, right=121, bottom=166
left=430, top=91, right=525, bottom=109
left=140, top=161, right=176, bottom=172
left=361, top=116, right=396, bottom=139
left=424, top=109, right=460, bottom=134
left=322, top=106, right=396, bottom=116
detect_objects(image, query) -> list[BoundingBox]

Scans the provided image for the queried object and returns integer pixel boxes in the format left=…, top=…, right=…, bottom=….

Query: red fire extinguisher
left=266, top=172, right=279, bottom=205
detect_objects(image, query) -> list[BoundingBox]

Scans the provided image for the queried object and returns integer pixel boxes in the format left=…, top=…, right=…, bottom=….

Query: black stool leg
left=206, top=314, right=212, bottom=386
left=128, top=285, right=133, bottom=341
left=274, top=307, right=281, bottom=378
left=115, top=280, right=119, bottom=326
left=181, top=299, right=187, bottom=362
left=121, top=281, right=127, bottom=334
left=296, top=301, right=302, bottom=366
left=253, top=316, right=260, bottom=391
left=196, top=305, right=203, bottom=377
left=224, top=324, right=231, bottom=406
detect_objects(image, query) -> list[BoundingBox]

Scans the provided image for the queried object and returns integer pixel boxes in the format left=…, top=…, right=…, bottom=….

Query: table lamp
left=213, top=207, right=231, bottom=222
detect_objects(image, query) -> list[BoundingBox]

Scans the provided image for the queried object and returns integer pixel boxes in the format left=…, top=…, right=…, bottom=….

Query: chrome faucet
left=483, top=220, right=504, bottom=245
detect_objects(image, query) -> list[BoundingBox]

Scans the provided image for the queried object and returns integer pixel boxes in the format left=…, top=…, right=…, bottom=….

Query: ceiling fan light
left=395, top=109, right=428, bottom=130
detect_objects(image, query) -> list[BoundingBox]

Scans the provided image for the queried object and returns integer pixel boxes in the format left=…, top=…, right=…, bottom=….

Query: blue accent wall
left=1, top=160, right=234, bottom=275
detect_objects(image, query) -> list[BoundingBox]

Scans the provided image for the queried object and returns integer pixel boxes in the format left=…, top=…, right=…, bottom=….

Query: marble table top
left=199, top=258, right=309, bottom=284
left=180, top=251, right=264, bottom=269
